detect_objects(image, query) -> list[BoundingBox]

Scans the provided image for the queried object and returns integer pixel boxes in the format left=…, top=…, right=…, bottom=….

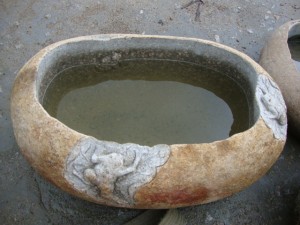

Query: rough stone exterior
left=11, top=35, right=287, bottom=208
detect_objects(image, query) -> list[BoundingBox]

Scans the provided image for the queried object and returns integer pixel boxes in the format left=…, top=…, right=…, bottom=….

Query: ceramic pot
left=260, top=20, right=300, bottom=137
left=11, top=34, right=287, bottom=209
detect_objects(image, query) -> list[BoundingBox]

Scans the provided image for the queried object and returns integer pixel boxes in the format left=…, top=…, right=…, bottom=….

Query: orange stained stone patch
left=142, top=187, right=209, bottom=205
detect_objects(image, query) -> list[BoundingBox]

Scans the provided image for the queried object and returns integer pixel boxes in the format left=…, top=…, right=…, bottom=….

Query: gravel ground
left=0, top=0, right=300, bottom=224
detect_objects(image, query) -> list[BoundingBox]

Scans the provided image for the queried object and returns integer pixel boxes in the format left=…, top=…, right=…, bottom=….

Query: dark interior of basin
left=288, top=23, right=300, bottom=72
left=38, top=39, right=259, bottom=145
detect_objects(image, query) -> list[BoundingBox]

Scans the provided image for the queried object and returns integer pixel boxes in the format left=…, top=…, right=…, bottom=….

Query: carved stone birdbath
left=11, top=34, right=287, bottom=209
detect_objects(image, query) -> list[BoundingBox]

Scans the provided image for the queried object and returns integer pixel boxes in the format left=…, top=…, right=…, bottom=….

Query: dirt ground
left=1, top=0, right=300, bottom=224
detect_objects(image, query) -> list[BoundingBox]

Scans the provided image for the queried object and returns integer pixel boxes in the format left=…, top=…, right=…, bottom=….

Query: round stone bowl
left=11, top=34, right=287, bottom=209
left=260, top=20, right=300, bottom=137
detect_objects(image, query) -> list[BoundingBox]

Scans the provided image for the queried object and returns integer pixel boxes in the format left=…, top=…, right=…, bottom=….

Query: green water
left=288, top=35, right=300, bottom=72
left=43, top=60, right=250, bottom=145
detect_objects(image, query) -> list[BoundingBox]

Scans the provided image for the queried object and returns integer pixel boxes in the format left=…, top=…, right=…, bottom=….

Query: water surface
left=43, top=60, right=250, bottom=145
left=288, top=35, right=300, bottom=72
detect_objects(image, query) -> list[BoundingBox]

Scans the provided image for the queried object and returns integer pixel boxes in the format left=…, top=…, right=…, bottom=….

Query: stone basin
left=11, top=34, right=287, bottom=209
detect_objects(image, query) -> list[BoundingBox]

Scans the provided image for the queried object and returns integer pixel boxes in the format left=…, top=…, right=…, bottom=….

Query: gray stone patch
left=65, top=137, right=171, bottom=205
left=256, top=75, right=287, bottom=140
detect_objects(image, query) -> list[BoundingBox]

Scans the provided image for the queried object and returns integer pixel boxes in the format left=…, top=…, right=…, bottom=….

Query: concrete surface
left=0, top=0, right=299, bottom=224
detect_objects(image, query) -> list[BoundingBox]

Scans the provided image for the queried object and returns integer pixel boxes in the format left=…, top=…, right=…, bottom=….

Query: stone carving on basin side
left=65, top=137, right=171, bottom=205
left=256, top=75, right=287, bottom=140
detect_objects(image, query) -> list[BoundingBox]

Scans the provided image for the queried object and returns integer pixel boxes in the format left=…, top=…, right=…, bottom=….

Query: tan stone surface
left=10, top=51, right=95, bottom=203
left=135, top=118, right=284, bottom=208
